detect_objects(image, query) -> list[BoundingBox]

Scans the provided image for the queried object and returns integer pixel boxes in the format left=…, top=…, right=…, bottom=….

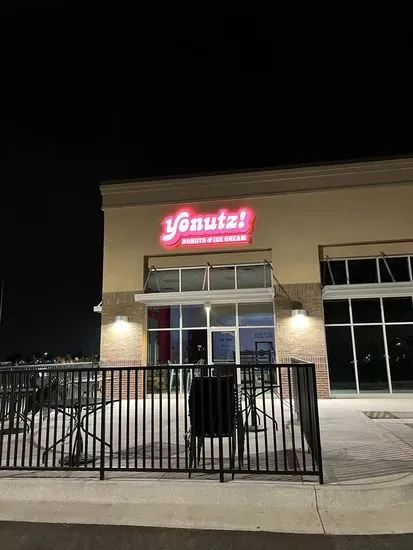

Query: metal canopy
left=135, top=287, right=275, bottom=306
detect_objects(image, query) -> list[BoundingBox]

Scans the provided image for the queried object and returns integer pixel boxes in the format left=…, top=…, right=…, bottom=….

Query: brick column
left=100, top=291, right=147, bottom=399
left=275, top=283, right=330, bottom=398
left=100, top=361, right=145, bottom=401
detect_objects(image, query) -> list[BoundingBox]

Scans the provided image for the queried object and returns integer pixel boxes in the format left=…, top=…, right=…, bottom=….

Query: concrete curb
left=0, top=478, right=317, bottom=507
left=315, top=473, right=413, bottom=508
left=0, top=478, right=413, bottom=535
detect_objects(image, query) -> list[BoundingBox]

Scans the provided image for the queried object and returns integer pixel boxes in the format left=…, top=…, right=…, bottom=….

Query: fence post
left=100, top=369, right=106, bottom=481
left=216, top=369, right=225, bottom=483
left=310, top=364, right=324, bottom=484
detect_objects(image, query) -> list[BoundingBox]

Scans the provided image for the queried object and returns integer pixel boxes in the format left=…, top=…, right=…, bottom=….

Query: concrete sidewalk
left=320, top=398, right=413, bottom=484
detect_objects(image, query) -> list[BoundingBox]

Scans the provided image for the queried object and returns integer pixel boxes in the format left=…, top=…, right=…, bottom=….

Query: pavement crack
left=314, top=488, right=326, bottom=535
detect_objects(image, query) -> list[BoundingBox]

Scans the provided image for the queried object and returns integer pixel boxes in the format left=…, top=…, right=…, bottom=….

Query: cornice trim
left=101, top=158, right=413, bottom=209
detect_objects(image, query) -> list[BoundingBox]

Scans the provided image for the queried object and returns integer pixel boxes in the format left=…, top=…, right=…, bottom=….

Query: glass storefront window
left=145, top=269, right=179, bottom=293
left=348, top=259, right=378, bottom=284
left=182, top=305, right=207, bottom=328
left=383, top=297, right=413, bottom=323
left=182, top=329, right=207, bottom=364
left=321, top=255, right=413, bottom=287
left=209, top=266, right=235, bottom=290
left=379, top=257, right=411, bottom=283
left=181, top=268, right=206, bottom=291
left=147, top=330, right=179, bottom=366
left=351, top=299, right=382, bottom=324
left=320, top=260, right=347, bottom=286
left=237, top=264, right=272, bottom=289
left=147, top=300, right=275, bottom=369
left=145, top=263, right=278, bottom=293
left=148, top=306, right=179, bottom=329
left=238, top=303, right=274, bottom=326
left=354, top=326, right=389, bottom=393
left=210, top=304, right=236, bottom=327
left=323, top=300, right=350, bottom=324
left=322, top=253, right=413, bottom=393
left=211, top=331, right=236, bottom=363
left=386, top=325, right=413, bottom=392
left=239, top=327, right=274, bottom=364
left=325, top=297, right=413, bottom=394
left=326, top=326, right=357, bottom=392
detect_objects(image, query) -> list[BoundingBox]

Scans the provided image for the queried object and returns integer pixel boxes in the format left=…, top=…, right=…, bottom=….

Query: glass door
left=209, top=330, right=237, bottom=365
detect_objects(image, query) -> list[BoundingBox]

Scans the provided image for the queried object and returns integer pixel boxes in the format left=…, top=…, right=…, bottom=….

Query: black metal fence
left=291, top=358, right=324, bottom=484
left=0, top=362, right=324, bottom=483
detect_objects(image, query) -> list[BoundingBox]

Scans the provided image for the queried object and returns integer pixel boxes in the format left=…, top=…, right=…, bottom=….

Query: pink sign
left=160, top=207, right=256, bottom=248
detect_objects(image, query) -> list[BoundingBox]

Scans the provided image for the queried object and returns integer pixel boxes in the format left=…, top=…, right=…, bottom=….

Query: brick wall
left=99, top=361, right=145, bottom=401
left=98, top=286, right=330, bottom=398
left=100, top=292, right=147, bottom=399
left=275, top=283, right=330, bottom=398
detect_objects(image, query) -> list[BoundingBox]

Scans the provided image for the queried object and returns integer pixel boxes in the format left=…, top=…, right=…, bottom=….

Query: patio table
left=42, top=392, right=113, bottom=467
left=239, top=373, right=279, bottom=432
left=0, top=372, right=36, bottom=435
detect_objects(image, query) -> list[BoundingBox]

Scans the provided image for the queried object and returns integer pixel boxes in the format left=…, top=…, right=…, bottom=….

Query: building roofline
left=100, top=154, right=413, bottom=189
left=99, top=155, right=413, bottom=209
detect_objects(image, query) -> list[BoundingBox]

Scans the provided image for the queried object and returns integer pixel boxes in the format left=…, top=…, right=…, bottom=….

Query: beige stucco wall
left=102, top=183, right=413, bottom=292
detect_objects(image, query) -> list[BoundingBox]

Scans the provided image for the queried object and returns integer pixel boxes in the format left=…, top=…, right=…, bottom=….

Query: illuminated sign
left=160, top=207, right=256, bottom=248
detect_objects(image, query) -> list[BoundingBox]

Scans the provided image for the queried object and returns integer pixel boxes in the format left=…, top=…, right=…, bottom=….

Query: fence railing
left=0, top=363, right=324, bottom=483
left=291, top=358, right=324, bottom=484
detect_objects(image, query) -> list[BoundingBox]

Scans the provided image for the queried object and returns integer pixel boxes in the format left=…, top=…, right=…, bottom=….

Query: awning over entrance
left=323, top=281, right=413, bottom=300
left=135, top=287, right=275, bottom=306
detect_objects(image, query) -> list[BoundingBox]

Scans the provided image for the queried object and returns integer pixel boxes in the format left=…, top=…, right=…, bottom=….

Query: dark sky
left=0, top=6, right=412, bottom=358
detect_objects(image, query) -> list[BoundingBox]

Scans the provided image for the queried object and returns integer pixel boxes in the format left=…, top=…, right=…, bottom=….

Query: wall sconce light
left=271, top=265, right=309, bottom=327
left=291, top=309, right=308, bottom=319
left=115, top=315, right=129, bottom=323
left=291, top=300, right=307, bottom=318
left=291, top=301, right=308, bottom=328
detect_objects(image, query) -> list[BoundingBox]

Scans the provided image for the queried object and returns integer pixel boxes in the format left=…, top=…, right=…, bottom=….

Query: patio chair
left=169, top=360, right=204, bottom=394
left=168, top=360, right=180, bottom=393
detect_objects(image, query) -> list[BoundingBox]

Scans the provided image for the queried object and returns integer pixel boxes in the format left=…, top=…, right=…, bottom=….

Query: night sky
left=0, top=6, right=412, bottom=359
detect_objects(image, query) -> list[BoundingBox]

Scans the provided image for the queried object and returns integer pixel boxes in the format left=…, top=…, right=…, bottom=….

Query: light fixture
left=115, top=315, right=129, bottom=323
left=291, top=309, right=308, bottom=318
left=290, top=299, right=308, bottom=328
left=290, top=300, right=307, bottom=318
left=204, top=302, right=211, bottom=312
left=291, top=304, right=308, bottom=329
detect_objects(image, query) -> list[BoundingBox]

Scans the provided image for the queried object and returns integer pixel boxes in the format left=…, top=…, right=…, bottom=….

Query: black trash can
left=187, top=371, right=243, bottom=480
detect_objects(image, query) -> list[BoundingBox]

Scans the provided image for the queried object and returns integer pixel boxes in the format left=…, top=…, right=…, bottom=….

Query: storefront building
left=97, top=158, right=413, bottom=398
